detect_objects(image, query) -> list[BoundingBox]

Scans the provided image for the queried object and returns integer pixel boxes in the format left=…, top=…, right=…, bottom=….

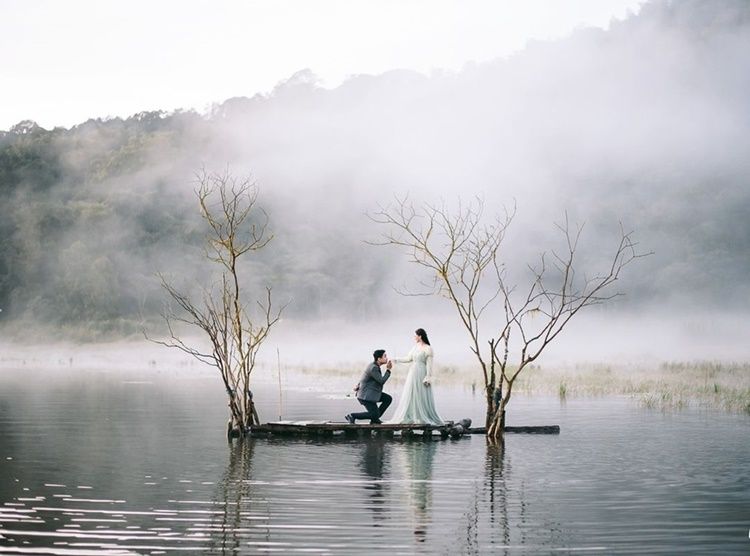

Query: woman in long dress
left=387, top=328, right=444, bottom=425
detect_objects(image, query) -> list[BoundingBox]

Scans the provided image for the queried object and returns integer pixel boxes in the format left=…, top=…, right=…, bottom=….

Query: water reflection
left=457, top=440, right=508, bottom=554
left=208, top=439, right=260, bottom=554
left=2, top=368, right=748, bottom=554
left=359, top=437, right=390, bottom=520
left=395, top=439, right=438, bottom=544
left=484, top=439, right=511, bottom=548
left=463, top=438, right=570, bottom=552
left=203, top=435, right=446, bottom=554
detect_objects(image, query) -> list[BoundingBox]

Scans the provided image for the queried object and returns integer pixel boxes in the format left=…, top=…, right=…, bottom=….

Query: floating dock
left=249, top=421, right=560, bottom=439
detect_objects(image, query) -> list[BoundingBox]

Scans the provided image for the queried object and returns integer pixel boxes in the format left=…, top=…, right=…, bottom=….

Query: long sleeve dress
left=386, top=345, right=444, bottom=425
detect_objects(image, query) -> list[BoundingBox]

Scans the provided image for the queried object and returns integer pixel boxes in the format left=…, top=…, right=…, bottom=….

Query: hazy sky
left=1, top=0, right=643, bottom=130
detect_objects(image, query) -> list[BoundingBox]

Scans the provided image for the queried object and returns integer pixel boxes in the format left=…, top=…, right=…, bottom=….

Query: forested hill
left=2, top=0, right=750, bottom=338
left=0, top=112, right=387, bottom=335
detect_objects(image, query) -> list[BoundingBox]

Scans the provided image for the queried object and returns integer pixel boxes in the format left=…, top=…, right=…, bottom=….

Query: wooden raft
left=249, top=421, right=560, bottom=439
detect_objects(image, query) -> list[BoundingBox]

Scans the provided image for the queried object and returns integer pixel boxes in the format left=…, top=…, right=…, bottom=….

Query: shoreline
left=2, top=341, right=748, bottom=415
left=293, top=360, right=750, bottom=415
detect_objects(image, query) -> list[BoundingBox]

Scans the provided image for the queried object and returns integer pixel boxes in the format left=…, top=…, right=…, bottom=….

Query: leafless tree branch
left=370, top=196, right=649, bottom=439
left=145, top=170, right=284, bottom=439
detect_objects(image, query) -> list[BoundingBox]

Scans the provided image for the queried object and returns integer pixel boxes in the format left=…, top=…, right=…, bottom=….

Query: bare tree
left=370, top=196, right=513, bottom=429
left=486, top=214, right=647, bottom=437
left=148, top=170, right=284, bottom=439
left=371, top=196, right=647, bottom=439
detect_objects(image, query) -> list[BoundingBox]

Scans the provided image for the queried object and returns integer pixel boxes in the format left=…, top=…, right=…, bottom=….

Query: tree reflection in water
left=208, top=439, right=270, bottom=554
left=460, top=439, right=568, bottom=553
left=458, top=438, right=510, bottom=554
left=484, top=438, right=511, bottom=547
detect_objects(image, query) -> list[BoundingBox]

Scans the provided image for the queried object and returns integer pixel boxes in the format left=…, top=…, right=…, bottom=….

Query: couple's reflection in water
left=208, top=434, right=561, bottom=554
left=360, top=435, right=515, bottom=551
left=358, top=436, right=390, bottom=520
left=210, top=436, right=515, bottom=554
left=359, top=435, right=438, bottom=544
left=400, top=439, right=437, bottom=544
left=207, top=435, right=438, bottom=554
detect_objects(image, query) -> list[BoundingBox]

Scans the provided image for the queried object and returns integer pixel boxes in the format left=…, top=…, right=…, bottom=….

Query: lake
left=0, top=365, right=748, bottom=554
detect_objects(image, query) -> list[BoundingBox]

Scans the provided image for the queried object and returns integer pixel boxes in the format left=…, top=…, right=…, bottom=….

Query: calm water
left=0, top=366, right=748, bottom=555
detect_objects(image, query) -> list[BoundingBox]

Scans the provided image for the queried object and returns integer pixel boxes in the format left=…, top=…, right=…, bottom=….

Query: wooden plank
left=249, top=421, right=559, bottom=436
left=312, top=423, right=447, bottom=431
left=466, top=426, right=560, bottom=434
left=250, top=421, right=455, bottom=435
left=253, top=421, right=452, bottom=430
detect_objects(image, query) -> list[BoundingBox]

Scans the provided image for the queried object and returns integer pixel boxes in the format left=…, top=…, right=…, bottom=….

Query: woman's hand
left=422, top=377, right=431, bottom=386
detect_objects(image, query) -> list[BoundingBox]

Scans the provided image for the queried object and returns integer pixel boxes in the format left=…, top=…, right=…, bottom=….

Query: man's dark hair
left=373, top=349, right=386, bottom=361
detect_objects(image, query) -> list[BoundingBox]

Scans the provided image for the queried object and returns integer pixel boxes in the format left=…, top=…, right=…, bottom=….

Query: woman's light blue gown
left=387, top=345, right=444, bottom=425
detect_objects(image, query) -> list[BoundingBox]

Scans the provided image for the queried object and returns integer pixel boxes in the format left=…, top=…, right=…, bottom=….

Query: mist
left=2, top=0, right=750, bottom=364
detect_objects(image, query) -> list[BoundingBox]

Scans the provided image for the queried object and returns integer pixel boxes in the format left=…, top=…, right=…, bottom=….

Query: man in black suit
left=345, top=349, right=393, bottom=424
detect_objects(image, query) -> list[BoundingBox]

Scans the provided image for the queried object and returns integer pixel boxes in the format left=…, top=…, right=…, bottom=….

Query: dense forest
left=0, top=112, right=386, bottom=336
left=2, top=0, right=750, bottom=338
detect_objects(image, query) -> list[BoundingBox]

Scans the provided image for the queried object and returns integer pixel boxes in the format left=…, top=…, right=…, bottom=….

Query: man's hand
left=386, top=359, right=393, bottom=370
left=353, top=384, right=360, bottom=392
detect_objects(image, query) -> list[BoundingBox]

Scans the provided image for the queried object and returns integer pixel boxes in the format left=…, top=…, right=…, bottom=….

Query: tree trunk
left=486, top=392, right=508, bottom=439
left=485, top=386, right=494, bottom=429
left=485, top=381, right=504, bottom=434
left=486, top=409, right=505, bottom=439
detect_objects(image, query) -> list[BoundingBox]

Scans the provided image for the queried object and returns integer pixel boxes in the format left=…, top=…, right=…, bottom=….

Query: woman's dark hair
left=373, top=349, right=386, bottom=361
left=415, top=328, right=430, bottom=345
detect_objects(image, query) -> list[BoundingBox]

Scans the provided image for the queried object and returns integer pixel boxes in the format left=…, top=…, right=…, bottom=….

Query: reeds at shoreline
left=2, top=344, right=748, bottom=415
left=513, top=360, right=750, bottom=414
left=295, top=360, right=750, bottom=415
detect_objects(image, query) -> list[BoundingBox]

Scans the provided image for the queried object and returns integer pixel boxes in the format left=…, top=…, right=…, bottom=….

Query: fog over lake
left=2, top=2, right=750, bottom=553
left=1, top=1, right=750, bottom=364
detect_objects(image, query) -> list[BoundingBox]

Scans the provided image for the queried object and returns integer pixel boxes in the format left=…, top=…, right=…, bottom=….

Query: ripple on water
left=1, top=371, right=748, bottom=554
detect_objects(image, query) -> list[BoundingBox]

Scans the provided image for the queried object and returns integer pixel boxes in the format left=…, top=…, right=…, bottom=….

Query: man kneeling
left=345, top=349, right=393, bottom=424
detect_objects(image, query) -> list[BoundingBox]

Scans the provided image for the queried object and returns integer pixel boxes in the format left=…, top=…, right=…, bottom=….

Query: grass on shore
left=511, top=360, right=750, bottom=414
left=295, top=360, right=750, bottom=415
